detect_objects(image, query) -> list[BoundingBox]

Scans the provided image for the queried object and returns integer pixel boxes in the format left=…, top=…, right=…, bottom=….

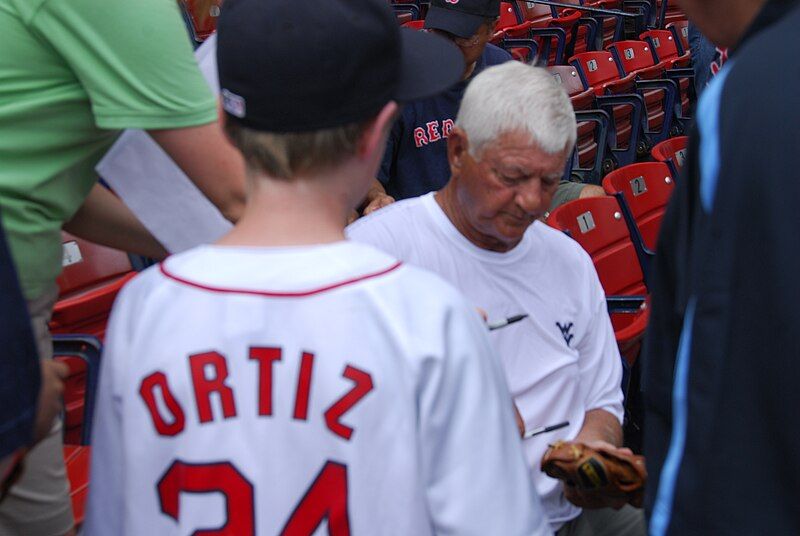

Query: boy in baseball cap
left=85, top=1, right=550, bottom=534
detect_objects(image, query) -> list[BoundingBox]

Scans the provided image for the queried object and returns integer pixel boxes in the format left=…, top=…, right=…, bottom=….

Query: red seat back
left=52, top=233, right=137, bottom=339
left=602, top=162, right=674, bottom=250
left=547, top=197, right=646, bottom=296
left=570, top=52, right=621, bottom=88
left=183, top=0, right=220, bottom=41
left=499, top=2, right=522, bottom=28
left=640, top=29, right=681, bottom=61
left=609, top=40, right=658, bottom=75
left=667, top=21, right=690, bottom=53
left=514, top=0, right=553, bottom=24
left=652, top=136, right=689, bottom=172
left=548, top=65, right=588, bottom=97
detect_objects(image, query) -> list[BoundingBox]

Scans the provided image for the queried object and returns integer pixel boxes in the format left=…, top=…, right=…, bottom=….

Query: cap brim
left=424, top=6, right=486, bottom=38
left=395, top=28, right=465, bottom=102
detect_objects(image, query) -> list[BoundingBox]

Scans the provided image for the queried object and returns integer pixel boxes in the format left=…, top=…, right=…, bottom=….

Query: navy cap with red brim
left=424, top=5, right=488, bottom=38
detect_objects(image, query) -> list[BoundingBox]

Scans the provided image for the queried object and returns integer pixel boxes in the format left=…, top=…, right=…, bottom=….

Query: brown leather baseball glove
left=541, top=441, right=647, bottom=509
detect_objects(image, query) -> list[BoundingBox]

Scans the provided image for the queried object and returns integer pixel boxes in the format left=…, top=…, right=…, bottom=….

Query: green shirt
left=0, top=0, right=217, bottom=299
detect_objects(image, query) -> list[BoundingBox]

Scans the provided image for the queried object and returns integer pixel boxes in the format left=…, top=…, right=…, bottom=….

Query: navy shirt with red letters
left=378, top=44, right=512, bottom=200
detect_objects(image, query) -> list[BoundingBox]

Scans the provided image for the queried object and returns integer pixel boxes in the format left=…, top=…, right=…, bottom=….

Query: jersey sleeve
left=417, top=298, right=550, bottom=536
left=31, top=0, right=216, bottom=130
left=84, top=283, right=137, bottom=535
left=576, top=265, right=624, bottom=422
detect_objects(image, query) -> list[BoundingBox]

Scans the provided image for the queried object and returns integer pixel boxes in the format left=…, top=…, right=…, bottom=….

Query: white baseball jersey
left=85, top=241, right=549, bottom=536
left=347, top=194, right=624, bottom=531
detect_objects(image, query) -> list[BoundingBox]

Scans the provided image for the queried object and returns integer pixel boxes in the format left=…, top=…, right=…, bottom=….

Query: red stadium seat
left=57, top=335, right=102, bottom=447
left=547, top=197, right=648, bottom=364
left=640, top=29, right=690, bottom=67
left=181, top=0, right=220, bottom=43
left=548, top=66, right=614, bottom=181
left=492, top=2, right=576, bottom=64
left=602, top=162, right=675, bottom=251
left=656, top=0, right=688, bottom=27
left=50, top=233, right=137, bottom=341
left=651, top=135, right=688, bottom=178
left=640, top=30, right=693, bottom=114
left=666, top=20, right=690, bottom=54
left=568, top=51, right=647, bottom=164
left=607, top=41, right=679, bottom=137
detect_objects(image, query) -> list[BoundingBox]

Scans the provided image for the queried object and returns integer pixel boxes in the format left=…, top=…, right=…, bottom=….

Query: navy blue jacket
left=0, top=214, right=40, bottom=458
left=643, top=1, right=800, bottom=534
left=378, top=44, right=512, bottom=200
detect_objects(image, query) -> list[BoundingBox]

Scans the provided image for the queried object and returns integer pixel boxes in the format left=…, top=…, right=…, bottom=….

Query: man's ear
left=358, top=101, right=399, bottom=160
left=447, top=127, right=470, bottom=176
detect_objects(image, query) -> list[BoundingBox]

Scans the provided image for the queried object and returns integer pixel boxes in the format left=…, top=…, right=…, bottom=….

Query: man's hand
left=360, top=179, right=395, bottom=217
left=542, top=440, right=646, bottom=510
left=562, top=440, right=635, bottom=509
left=33, top=360, right=68, bottom=444
left=362, top=192, right=395, bottom=216
left=514, top=404, right=525, bottom=437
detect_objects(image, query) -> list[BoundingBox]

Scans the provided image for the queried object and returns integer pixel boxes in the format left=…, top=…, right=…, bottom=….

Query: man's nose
left=515, top=180, right=546, bottom=215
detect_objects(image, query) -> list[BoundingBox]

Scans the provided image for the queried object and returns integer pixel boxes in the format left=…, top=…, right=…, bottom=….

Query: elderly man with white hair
left=347, top=62, right=645, bottom=535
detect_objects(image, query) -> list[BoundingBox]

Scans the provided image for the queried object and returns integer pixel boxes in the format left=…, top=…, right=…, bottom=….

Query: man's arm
left=574, top=408, right=624, bottom=447
left=149, top=115, right=247, bottom=223
left=63, top=183, right=168, bottom=259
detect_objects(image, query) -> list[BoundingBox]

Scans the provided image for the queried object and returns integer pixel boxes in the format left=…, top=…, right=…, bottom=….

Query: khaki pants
left=0, top=287, right=73, bottom=535
left=557, top=505, right=647, bottom=536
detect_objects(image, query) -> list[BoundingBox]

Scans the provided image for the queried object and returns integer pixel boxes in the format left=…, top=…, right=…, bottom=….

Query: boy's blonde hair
left=224, top=120, right=369, bottom=179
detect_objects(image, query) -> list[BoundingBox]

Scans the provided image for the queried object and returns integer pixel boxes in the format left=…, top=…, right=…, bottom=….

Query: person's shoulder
left=483, top=43, right=514, bottom=65
left=346, top=196, right=428, bottom=238
left=533, top=221, right=597, bottom=276
left=535, top=221, right=590, bottom=258
left=727, top=5, right=800, bottom=103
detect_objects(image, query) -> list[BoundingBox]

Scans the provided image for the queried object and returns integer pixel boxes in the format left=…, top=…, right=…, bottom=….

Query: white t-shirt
left=347, top=193, right=624, bottom=529
left=85, top=241, right=549, bottom=536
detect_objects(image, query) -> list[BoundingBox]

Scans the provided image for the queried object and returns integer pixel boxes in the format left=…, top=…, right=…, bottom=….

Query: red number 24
left=158, top=460, right=350, bottom=535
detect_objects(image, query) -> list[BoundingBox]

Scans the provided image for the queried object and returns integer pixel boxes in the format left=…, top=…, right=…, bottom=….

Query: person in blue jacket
left=643, top=0, right=800, bottom=534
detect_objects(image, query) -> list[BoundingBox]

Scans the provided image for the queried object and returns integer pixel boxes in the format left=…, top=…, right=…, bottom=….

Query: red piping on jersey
left=158, top=261, right=403, bottom=298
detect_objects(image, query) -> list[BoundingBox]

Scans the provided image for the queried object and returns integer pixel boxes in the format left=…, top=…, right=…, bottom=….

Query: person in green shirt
left=0, top=0, right=246, bottom=533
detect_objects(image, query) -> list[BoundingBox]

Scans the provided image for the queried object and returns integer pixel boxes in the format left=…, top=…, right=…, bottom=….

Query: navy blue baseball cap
left=425, top=0, right=501, bottom=38
left=217, top=0, right=464, bottom=133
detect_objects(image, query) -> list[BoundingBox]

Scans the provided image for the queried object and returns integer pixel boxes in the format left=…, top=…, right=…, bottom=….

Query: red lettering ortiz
left=442, top=119, right=455, bottom=138
left=413, top=127, right=429, bottom=148
left=426, top=121, right=441, bottom=143
left=139, top=348, right=374, bottom=441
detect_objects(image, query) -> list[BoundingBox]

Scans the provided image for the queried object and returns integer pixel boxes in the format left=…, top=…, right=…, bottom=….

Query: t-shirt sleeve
left=417, top=298, right=550, bottom=536
left=31, top=0, right=216, bottom=130
left=576, top=263, right=624, bottom=422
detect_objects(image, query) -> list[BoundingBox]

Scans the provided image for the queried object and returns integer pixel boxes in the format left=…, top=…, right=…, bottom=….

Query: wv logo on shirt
left=556, top=322, right=575, bottom=347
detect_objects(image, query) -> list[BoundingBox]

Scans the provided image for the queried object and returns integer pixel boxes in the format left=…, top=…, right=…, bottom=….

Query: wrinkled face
left=450, top=130, right=568, bottom=251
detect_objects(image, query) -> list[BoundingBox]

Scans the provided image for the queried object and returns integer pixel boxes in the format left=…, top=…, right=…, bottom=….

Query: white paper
left=96, top=35, right=232, bottom=254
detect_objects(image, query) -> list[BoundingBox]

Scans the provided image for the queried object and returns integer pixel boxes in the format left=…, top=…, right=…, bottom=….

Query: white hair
left=456, top=62, right=577, bottom=157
